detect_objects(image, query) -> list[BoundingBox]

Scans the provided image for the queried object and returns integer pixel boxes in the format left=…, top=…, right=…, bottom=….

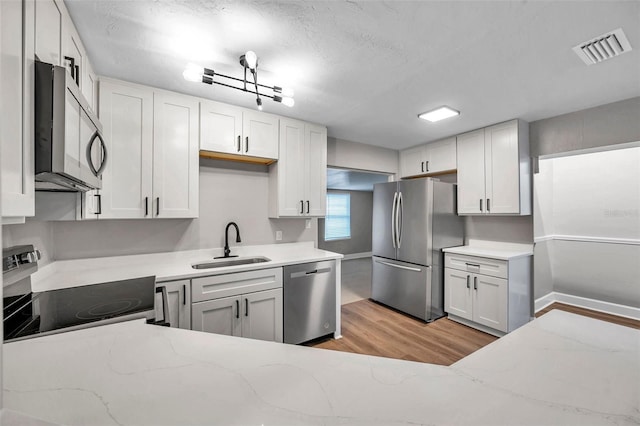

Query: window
left=324, top=193, right=351, bottom=241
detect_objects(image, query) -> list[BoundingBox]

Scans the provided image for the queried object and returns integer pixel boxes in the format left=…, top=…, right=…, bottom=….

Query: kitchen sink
left=191, top=256, right=271, bottom=269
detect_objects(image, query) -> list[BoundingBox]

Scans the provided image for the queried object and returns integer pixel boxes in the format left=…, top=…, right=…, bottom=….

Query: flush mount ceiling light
left=183, top=51, right=294, bottom=110
left=418, top=106, right=460, bottom=122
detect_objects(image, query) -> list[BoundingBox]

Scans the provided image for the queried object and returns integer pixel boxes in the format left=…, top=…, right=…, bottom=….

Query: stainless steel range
left=3, top=245, right=169, bottom=342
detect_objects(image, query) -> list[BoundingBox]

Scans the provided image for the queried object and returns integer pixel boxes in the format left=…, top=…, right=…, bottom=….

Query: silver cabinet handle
left=237, top=135, right=241, bottom=152
left=474, top=276, right=478, bottom=290
left=465, top=262, right=480, bottom=268
left=466, top=275, right=470, bottom=289
left=480, top=199, right=483, bottom=212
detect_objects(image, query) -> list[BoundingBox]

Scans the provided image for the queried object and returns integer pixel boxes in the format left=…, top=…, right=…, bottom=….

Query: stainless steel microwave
left=34, top=61, right=107, bottom=192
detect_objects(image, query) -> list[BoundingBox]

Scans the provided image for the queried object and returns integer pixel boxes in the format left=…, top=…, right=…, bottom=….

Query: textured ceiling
left=66, top=0, right=640, bottom=150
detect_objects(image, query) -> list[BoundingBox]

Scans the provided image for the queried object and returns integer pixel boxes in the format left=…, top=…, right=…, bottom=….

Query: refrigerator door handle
left=397, top=192, right=403, bottom=248
left=374, top=258, right=422, bottom=272
left=391, top=191, right=398, bottom=248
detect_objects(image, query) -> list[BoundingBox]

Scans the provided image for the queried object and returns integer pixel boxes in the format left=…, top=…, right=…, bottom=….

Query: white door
left=472, top=274, right=508, bottom=332
left=98, top=80, right=153, bottom=218
left=399, top=145, right=426, bottom=178
left=200, top=100, right=243, bottom=155
left=485, top=120, right=520, bottom=214
left=304, top=123, right=327, bottom=216
left=153, top=91, right=199, bottom=218
left=277, top=118, right=305, bottom=216
left=444, top=268, right=473, bottom=320
left=192, top=296, right=242, bottom=337
left=1, top=0, right=35, bottom=219
left=157, top=280, right=191, bottom=330
left=241, top=289, right=283, bottom=342
left=426, top=137, right=456, bottom=174
left=34, top=0, right=62, bottom=66
left=456, top=129, right=486, bottom=214
left=242, top=109, right=279, bottom=159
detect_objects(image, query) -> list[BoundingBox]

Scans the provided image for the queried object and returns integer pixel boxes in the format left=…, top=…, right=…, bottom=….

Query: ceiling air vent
left=573, top=28, right=632, bottom=65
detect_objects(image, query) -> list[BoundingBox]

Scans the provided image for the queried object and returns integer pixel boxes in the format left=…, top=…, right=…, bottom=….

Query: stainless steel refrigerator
left=372, top=178, right=464, bottom=321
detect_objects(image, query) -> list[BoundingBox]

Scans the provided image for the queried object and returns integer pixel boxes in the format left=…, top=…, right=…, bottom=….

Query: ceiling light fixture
left=183, top=51, right=295, bottom=109
left=418, top=106, right=460, bottom=122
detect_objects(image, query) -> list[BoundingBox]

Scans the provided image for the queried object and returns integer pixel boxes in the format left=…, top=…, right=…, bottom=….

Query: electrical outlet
left=305, top=219, right=311, bottom=229
left=275, top=230, right=283, bottom=241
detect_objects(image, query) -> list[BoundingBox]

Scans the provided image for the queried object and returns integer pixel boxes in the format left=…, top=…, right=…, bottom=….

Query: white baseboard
left=342, top=252, right=372, bottom=260
left=535, top=292, right=640, bottom=320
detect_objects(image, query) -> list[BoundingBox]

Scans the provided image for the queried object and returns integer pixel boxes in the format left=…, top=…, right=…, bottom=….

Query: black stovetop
left=3, top=276, right=156, bottom=342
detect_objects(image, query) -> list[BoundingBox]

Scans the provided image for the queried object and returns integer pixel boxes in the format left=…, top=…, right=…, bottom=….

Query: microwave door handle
left=87, top=131, right=108, bottom=177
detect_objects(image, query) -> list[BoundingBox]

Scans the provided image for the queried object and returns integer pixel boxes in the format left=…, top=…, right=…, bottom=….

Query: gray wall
left=327, top=137, right=398, bottom=175
left=3, top=159, right=317, bottom=261
left=318, top=190, right=373, bottom=255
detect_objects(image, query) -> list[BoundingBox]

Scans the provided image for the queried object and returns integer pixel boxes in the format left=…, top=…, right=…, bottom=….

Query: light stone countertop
left=443, top=239, right=534, bottom=260
left=30, top=241, right=342, bottom=292
left=3, top=310, right=638, bottom=425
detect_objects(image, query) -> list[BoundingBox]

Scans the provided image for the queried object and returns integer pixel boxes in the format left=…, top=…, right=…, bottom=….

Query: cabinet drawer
left=192, top=267, right=283, bottom=303
left=444, top=253, right=507, bottom=279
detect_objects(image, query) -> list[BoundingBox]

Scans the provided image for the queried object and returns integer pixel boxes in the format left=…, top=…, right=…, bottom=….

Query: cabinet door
left=241, top=289, right=283, bottom=343
left=425, top=137, right=456, bottom=174
left=61, top=17, right=83, bottom=88
left=304, top=123, right=327, bottom=216
left=192, top=296, right=241, bottom=337
left=242, top=109, right=279, bottom=159
left=1, top=0, right=35, bottom=219
left=82, top=59, right=97, bottom=113
left=157, top=280, right=191, bottom=330
left=399, top=145, right=426, bottom=178
left=98, top=80, right=153, bottom=218
left=200, top=100, right=243, bottom=155
left=34, top=0, right=62, bottom=65
left=444, top=268, right=472, bottom=320
left=456, top=129, right=486, bottom=214
left=472, top=274, right=508, bottom=332
left=277, top=118, right=305, bottom=216
left=485, top=120, right=520, bottom=214
left=153, top=92, right=199, bottom=218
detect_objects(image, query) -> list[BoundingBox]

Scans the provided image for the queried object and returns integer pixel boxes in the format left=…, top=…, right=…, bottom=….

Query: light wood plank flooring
left=309, top=300, right=639, bottom=365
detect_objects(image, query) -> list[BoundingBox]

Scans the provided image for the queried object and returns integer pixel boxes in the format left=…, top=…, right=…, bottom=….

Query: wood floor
left=308, top=299, right=639, bottom=365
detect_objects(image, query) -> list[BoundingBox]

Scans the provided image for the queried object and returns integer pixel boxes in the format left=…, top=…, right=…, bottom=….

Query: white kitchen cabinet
left=456, top=119, right=531, bottom=215
left=200, top=100, right=279, bottom=161
left=399, top=137, right=457, bottom=178
left=444, top=250, right=531, bottom=336
left=61, top=12, right=83, bottom=88
left=191, top=268, right=283, bottom=343
left=34, top=0, right=62, bottom=65
left=269, top=118, right=327, bottom=218
left=1, top=0, right=35, bottom=222
left=95, top=79, right=198, bottom=219
left=157, top=280, right=191, bottom=330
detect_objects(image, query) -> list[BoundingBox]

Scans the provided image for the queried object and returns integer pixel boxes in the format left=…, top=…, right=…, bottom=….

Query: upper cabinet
left=457, top=119, right=531, bottom=216
left=399, top=137, right=456, bottom=179
left=200, top=100, right=279, bottom=162
left=96, top=79, right=199, bottom=219
left=269, top=118, right=327, bottom=218
left=1, top=0, right=35, bottom=222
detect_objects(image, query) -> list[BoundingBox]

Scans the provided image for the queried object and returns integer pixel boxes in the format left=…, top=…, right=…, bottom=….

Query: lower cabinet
left=191, top=288, right=283, bottom=342
left=191, top=268, right=283, bottom=343
left=156, top=280, right=191, bottom=330
left=444, top=252, right=531, bottom=336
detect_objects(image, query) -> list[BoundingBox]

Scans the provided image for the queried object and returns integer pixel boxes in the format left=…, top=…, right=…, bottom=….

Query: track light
left=183, top=51, right=295, bottom=110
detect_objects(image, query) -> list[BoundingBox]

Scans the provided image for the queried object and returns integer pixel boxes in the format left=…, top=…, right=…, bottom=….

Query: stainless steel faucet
left=221, top=222, right=241, bottom=258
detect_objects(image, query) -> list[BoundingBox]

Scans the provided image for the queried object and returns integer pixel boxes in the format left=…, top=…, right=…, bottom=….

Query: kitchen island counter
left=4, top=310, right=638, bottom=425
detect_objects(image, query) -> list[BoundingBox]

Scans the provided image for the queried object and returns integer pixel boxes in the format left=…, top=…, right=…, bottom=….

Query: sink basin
left=192, top=256, right=271, bottom=269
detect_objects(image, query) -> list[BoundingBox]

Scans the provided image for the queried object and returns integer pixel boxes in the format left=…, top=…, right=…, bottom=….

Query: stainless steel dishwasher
left=283, top=260, right=336, bottom=344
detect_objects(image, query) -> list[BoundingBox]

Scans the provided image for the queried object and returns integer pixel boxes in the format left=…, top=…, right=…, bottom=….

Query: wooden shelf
left=199, top=150, right=276, bottom=165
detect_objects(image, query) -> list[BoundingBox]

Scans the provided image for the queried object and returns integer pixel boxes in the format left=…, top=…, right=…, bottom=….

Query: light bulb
left=244, top=51, right=258, bottom=70
left=281, top=97, right=295, bottom=107
left=256, top=97, right=263, bottom=111
left=183, top=63, right=203, bottom=82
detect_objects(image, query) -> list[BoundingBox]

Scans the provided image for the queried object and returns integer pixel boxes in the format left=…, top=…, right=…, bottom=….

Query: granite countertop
left=30, top=242, right=342, bottom=292
left=4, top=310, right=638, bottom=425
left=443, top=239, right=534, bottom=260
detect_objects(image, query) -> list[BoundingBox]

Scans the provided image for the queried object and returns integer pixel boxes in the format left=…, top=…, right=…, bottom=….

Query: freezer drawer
left=372, top=256, right=436, bottom=321
left=283, top=261, right=336, bottom=344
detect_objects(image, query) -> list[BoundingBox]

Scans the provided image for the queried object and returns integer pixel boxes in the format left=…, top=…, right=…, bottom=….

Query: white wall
left=3, top=160, right=317, bottom=261
left=534, top=145, right=640, bottom=307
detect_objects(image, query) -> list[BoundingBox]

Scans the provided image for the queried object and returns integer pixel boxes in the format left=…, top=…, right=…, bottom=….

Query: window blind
left=325, top=193, right=351, bottom=241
